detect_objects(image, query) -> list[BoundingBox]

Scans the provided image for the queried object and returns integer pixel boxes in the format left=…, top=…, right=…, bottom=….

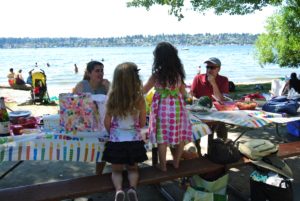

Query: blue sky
left=0, top=0, right=276, bottom=38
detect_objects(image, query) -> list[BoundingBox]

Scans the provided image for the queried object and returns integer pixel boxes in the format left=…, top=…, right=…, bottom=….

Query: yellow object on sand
left=145, top=87, right=155, bottom=114
left=145, top=87, right=155, bottom=106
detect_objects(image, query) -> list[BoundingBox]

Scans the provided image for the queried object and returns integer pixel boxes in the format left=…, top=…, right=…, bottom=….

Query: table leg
left=152, top=147, right=158, bottom=166
left=0, top=161, right=23, bottom=180
left=95, top=161, right=106, bottom=175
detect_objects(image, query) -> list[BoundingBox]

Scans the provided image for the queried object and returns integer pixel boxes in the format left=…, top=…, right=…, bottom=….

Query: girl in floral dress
left=102, top=62, right=147, bottom=201
left=143, top=41, right=192, bottom=172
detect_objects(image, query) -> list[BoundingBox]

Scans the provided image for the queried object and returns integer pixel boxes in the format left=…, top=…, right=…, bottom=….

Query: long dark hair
left=152, top=42, right=185, bottom=87
left=83, top=61, right=103, bottom=80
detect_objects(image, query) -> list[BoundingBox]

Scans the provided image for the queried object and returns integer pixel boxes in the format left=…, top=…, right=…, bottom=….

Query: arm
left=104, top=113, right=112, bottom=134
left=207, top=74, right=226, bottom=101
left=138, top=97, right=146, bottom=128
left=281, top=81, right=290, bottom=95
left=143, top=75, right=155, bottom=94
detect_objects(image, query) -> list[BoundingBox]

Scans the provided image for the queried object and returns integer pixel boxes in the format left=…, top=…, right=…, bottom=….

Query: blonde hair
left=106, top=62, right=143, bottom=117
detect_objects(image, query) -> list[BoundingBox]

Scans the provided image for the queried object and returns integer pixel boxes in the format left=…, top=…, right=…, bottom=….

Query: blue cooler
left=287, top=120, right=300, bottom=137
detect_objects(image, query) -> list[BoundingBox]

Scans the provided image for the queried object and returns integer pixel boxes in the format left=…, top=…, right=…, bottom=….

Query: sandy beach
left=0, top=88, right=59, bottom=117
left=1, top=87, right=300, bottom=201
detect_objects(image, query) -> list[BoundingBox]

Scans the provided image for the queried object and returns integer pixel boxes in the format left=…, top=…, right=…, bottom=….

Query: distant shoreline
left=0, top=33, right=258, bottom=48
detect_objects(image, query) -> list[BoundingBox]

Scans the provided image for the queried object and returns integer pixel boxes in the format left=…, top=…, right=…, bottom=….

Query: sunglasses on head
left=206, top=66, right=218, bottom=70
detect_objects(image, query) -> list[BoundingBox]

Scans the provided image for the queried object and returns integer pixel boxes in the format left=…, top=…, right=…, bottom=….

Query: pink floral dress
left=148, top=83, right=192, bottom=145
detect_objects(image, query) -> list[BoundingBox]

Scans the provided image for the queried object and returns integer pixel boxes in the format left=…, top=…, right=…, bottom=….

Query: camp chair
left=270, top=79, right=286, bottom=97
left=30, top=69, right=50, bottom=104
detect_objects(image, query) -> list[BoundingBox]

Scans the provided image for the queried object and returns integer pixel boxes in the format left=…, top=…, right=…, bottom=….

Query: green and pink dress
left=148, top=83, right=192, bottom=145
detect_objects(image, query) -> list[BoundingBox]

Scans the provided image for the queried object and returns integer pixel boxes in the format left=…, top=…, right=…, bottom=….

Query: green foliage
left=127, top=0, right=283, bottom=20
left=255, top=1, right=300, bottom=68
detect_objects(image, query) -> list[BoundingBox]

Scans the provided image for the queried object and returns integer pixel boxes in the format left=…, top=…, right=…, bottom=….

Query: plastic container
left=236, top=101, right=258, bottom=110
left=43, top=114, right=60, bottom=131
left=213, top=101, right=236, bottom=111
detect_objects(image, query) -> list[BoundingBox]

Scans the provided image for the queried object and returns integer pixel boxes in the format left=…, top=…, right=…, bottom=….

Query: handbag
left=207, top=138, right=241, bottom=164
left=238, top=139, right=278, bottom=160
left=262, top=96, right=299, bottom=115
left=183, top=174, right=229, bottom=201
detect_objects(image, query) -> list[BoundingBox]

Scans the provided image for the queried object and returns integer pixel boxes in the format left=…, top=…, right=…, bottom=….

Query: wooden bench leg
left=95, top=162, right=106, bottom=175
left=152, top=147, right=158, bottom=166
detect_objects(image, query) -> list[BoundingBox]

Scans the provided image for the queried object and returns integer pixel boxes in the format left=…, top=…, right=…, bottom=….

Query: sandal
left=127, top=187, right=138, bottom=201
left=115, top=190, right=125, bottom=201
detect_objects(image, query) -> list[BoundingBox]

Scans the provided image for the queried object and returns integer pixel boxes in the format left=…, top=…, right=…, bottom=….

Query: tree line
left=0, top=33, right=258, bottom=48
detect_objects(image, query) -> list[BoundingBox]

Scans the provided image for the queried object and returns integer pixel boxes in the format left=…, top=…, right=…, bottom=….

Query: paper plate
left=9, top=110, right=32, bottom=118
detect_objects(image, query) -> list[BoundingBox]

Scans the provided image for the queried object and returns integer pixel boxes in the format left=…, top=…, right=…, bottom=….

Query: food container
left=19, top=117, right=37, bottom=128
left=11, top=124, right=23, bottom=135
left=236, top=101, right=258, bottom=110
left=213, top=101, right=236, bottom=111
left=43, top=114, right=60, bottom=131
left=9, top=110, right=31, bottom=124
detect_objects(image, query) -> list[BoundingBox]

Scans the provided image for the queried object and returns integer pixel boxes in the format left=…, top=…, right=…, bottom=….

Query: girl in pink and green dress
left=143, top=41, right=192, bottom=172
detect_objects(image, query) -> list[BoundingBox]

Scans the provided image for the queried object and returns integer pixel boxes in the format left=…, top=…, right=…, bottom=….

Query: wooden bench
left=1, top=141, right=300, bottom=201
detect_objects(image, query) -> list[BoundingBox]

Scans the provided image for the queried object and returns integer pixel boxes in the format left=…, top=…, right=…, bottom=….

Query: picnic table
left=191, top=108, right=300, bottom=143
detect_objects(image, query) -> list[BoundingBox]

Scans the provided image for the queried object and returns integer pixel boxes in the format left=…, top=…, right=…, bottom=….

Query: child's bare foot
left=155, top=163, right=167, bottom=172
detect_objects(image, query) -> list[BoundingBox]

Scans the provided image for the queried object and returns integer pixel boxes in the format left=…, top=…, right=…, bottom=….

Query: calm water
left=0, top=45, right=295, bottom=97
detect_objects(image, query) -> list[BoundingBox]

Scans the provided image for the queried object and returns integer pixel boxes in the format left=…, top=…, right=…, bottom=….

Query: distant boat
left=182, top=47, right=189, bottom=51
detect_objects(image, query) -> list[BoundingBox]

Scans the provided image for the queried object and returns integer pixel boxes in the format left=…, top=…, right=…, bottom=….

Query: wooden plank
left=1, top=141, right=300, bottom=201
left=0, top=157, right=223, bottom=201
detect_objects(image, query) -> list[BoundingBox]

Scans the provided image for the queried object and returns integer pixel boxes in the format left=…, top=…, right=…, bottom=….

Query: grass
left=229, top=82, right=271, bottom=100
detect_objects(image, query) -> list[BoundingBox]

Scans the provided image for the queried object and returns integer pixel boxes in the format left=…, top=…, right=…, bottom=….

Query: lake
left=0, top=45, right=295, bottom=97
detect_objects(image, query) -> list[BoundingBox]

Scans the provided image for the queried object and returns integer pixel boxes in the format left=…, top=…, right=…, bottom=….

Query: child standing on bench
left=143, top=42, right=193, bottom=171
left=103, top=62, right=148, bottom=201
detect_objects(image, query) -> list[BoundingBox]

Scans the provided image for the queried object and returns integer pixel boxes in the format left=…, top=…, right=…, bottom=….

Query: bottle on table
left=0, top=97, right=10, bottom=136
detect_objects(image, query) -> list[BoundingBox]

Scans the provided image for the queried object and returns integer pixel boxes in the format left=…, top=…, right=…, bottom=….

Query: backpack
left=238, top=139, right=278, bottom=160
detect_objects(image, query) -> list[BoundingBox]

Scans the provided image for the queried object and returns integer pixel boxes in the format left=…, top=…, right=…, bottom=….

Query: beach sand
left=0, top=87, right=300, bottom=201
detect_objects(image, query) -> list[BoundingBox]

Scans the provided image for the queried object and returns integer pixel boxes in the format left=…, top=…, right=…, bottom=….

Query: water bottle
left=0, top=97, right=10, bottom=136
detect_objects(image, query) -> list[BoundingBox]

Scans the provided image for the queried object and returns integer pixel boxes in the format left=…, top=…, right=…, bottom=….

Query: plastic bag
left=183, top=174, right=228, bottom=201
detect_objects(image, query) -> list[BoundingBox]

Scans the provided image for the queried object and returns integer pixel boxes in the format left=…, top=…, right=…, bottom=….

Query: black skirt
left=102, top=141, right=148, bottom=166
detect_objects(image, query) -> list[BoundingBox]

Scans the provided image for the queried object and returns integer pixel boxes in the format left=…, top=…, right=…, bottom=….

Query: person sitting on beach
left=7, top=68, right=16, bottom=86
left=73, top=61, right=110, bottom=95
left=143, top=42, right=192, bottom=172
left=15, top=69, right=26, bottom=85
left=102, top=62, right=147, bottom=201
left=26, top=69, right=34, bottom=86
left=282, top=72, right=300, bottom=95
left=190, top=57, right=229, bottom=155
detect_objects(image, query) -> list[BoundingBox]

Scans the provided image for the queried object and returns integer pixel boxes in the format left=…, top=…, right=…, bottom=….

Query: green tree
left=127, top=0, right=282, bottom=19
left=255, top=2, right=300, bottom=67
